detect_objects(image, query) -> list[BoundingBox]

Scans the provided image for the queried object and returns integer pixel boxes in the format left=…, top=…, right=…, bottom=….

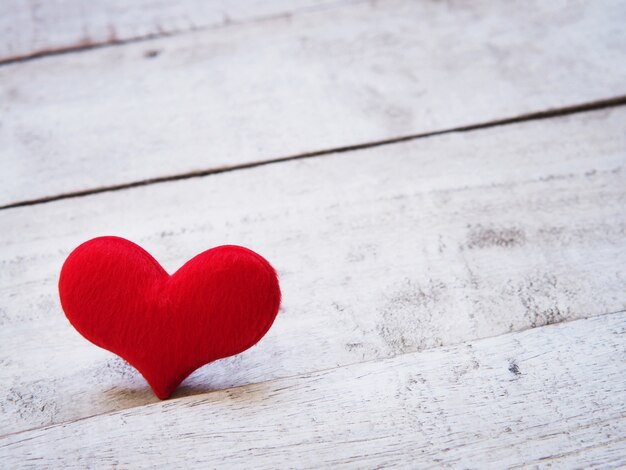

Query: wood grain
left=1, top=312, right=624, bottom=468
left=2, top=0, right=626, bottom=206
left=1, top=107, right=625, bottom=435
left=0, top=0, right=347, bottom=62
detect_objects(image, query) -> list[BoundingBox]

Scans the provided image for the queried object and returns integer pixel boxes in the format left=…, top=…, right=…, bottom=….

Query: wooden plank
left=2, top=0, right=626, bottom=206
left=0, top=0, right=346, bottom=62
left=1, top=312, right=624, bottom=467
left=1, top=107, right=625, bottom=435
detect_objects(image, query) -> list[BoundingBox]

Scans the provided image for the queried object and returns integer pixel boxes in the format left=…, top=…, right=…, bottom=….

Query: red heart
left=59, top=236, right=281, bottom=399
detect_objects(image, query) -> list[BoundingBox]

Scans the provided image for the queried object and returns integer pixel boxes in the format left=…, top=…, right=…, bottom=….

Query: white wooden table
left=1, top=1, right=625, bottom=467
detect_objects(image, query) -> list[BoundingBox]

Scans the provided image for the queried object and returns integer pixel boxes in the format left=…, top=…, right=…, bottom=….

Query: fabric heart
left=59, top=236, right=281, bottom=399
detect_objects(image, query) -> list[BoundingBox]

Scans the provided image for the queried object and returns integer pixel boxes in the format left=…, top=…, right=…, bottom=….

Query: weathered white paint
left=0, top=0, right=349, bottom=62
left=2, top=0, right=626, bottom=206
left=1, top=108, right=625, bottom=435
left=1, top=312, right=624, bottom=468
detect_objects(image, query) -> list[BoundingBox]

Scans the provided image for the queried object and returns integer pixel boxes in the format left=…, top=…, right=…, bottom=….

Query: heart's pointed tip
left=154, top=388, right=174, bottom=400
left=138, top=370, right=177, bottom=400
left=150, top=380, right=178, bottom=400
left=146, top=374, right=186, bottom=400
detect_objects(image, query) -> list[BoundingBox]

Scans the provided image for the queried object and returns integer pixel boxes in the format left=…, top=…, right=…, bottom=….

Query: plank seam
left=0, top=0, right=367, bottom=66
left=2, top=95, right=626, bottom=211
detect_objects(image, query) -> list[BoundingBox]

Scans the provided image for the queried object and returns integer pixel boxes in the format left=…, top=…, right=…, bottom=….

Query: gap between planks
left=2, top=94, right=625, bottom=211
left=3, top=0, right=626, bottom=206
left=1, top=312, right=624, bottom=468
left=0, top=0, right=366, bottom=65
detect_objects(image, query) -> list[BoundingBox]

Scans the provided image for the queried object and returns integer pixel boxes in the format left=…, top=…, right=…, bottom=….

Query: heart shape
left=59, top=236, right=281, bottom=399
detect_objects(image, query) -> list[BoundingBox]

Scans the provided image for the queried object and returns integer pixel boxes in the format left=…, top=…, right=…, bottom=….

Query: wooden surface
left=1, top=0, right=626, bottom=467
left=2, top=0, right=626, bottom=207
left=1, top=312, right=624, bottom=468
left=1, top=107, right=625, bottom=435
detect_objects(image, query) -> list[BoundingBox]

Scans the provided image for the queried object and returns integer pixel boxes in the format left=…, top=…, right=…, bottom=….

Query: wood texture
left=0, top=0, right=346, bottom=62
left=1, top=312, right=624, bottom=468
left=2, top=0, right=626, bottom=206
left=1, top=107, right=625, bottom=435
